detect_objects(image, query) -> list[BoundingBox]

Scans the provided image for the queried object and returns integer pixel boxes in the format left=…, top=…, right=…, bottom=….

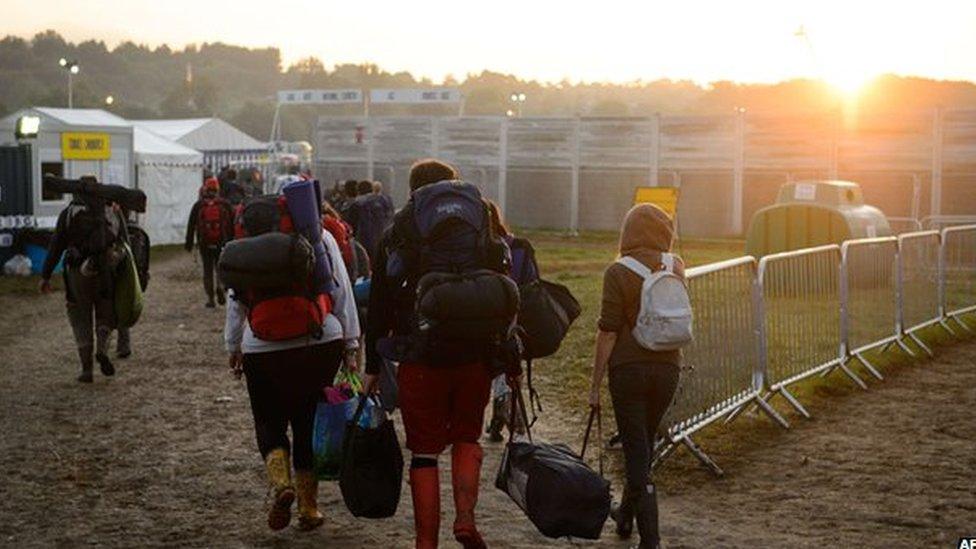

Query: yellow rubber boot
left=265, top=448, right=295, bottom=531
left=294, top=470, right=325, bottom=531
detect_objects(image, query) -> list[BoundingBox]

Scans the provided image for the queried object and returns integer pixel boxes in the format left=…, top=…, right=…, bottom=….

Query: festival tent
left=132, top=127, right=203, bottom=245
left=131, top=118, right=267, bottom=174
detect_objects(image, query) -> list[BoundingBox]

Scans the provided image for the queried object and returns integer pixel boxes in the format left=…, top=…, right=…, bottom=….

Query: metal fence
left=941, top=225, right=976, bottom=331
left=315, top=110, right=976, bottom=236
left=840, top=237, right=900, bottom=380
left=654, top=228, right=975, bottom=475
left=897, top=231, right=942, bottom=355
left=656, top=257, right=787, bottom=476
left=758, top=245, right=849, bottom=417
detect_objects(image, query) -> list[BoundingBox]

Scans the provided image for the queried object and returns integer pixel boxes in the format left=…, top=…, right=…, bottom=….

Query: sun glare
left=825, top=69, right=875, bottom=97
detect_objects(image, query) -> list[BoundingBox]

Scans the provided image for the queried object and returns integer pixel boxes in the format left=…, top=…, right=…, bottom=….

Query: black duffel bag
left=495, top=387, right=610, bottom=539
left=218, top=232, right=313, bottom=290
left=339, top=395, right=403, bottom=519
left=518, top=278, right=581, bottom=359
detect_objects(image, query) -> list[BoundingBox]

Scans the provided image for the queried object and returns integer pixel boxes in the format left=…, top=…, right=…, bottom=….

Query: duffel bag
left=218, top=232, right=313, bottom=290
left=518, top=279, right=581, bottom=359
left=416, top=269, right=520, bottom=340
left=339, top=395, right=403, bottom=518
left=114, top=243, right=144, bottom=328
left=495, top=386, right=609, bottom=539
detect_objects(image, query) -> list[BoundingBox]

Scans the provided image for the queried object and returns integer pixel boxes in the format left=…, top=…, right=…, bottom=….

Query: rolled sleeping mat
left=282, top=179, right=335, bottom=293
left=282, top=179, right=322, bottom=243
left=312, top=179, right=323, bottom=218
left=309, top=239, right=336, bottom=294
left=218, top=232, right=314, bottom=290
left=43, top=175, right=147, bottom=213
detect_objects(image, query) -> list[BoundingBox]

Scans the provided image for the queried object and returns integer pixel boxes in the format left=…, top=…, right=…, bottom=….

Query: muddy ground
left=0, top=251, right=973, bottom=548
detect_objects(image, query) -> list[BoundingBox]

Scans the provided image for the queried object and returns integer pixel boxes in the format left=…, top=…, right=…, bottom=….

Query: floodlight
left=105, top=95, right=114, bottom=105
left=70, top=65, right=79, bottom=74
left=506, top=109, right=515, bottom=117
left=59, top=57, right=67, bottom=67
left=518, top=93, right=526, bottom=102
left=15, top=116, right=40, bottom=139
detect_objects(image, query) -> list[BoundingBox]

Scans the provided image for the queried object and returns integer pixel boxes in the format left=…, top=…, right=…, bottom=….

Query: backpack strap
left=616, top=256, right=654, bottom=280
left=661, top=253, right=675, bottom=273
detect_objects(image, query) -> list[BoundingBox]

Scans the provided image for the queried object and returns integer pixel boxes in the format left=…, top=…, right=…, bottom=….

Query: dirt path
left=0, top=252, right=973, bottom=548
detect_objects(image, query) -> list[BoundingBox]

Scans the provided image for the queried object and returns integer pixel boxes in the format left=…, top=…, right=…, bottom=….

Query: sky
left=3, top=0, right=975, bottom=87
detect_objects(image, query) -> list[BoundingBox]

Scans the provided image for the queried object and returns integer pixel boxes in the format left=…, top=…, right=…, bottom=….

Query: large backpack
left=63, top=197, right=122, bottom=261
left=391, top=181, right=519, bottom=367
left=219, top=194, right=332, bottom=342
left=354, top=194, right=391, bottom=259
left=197, top=198, right=229, bottom=247
left=616, top=254, right=693, bottom=351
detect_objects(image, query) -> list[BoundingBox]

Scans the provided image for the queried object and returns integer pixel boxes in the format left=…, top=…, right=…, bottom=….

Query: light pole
left=509, top=92, right=526, bottom=117
left=59, top=58, right=80, bottom=109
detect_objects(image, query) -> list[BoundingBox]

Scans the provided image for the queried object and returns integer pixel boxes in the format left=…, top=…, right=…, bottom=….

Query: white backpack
left=616, top=254, right=693, bottom=351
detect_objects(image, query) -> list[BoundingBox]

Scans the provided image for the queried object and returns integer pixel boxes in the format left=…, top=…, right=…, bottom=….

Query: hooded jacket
left=598, top=203, right=684, bottom=368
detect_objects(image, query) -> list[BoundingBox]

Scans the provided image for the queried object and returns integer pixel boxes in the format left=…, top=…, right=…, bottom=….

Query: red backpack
left=322, top=215, right=354, bottom=269
left=236, top=195, right=332, bottom=342
left=197, top=198, right=229, bottom=246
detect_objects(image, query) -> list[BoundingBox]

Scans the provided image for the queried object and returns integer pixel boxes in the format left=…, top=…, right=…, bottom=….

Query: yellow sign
left=61, top=132, right=111, bottom=160
left=633, top=186, right=679, bottom=217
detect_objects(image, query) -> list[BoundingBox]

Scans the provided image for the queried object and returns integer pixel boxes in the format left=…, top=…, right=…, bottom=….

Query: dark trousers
left=609, top=362, right=680, bottom=501
left=200, top=246, right=222, bottom=302
left=243, top=341, right=343, bottom=470
left=64, top=267, right=114, bottom=356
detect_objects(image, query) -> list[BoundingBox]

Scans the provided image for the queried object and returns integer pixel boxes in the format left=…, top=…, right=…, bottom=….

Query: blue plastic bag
left=312, top=391, right=382, bottom=480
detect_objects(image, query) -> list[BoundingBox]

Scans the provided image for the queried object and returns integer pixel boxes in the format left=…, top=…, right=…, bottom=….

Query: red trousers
left=398, top=362, right=492, bottom=454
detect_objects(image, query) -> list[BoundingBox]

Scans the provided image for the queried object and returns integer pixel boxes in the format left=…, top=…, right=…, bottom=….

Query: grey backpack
left=616, top=254, right=693, bottom=351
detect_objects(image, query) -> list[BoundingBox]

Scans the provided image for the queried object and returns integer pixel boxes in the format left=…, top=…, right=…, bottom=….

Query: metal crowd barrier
left=654, top=257, right=788, bottom=476
left=652, top=230, right=975, bottom=476
left=757, top=245, right=853, bottom=418
left=839, top=237, right=903, bottom=380
left=941, top=225, right=976, bottom=333
left=897, top=231, right=943, bottom=355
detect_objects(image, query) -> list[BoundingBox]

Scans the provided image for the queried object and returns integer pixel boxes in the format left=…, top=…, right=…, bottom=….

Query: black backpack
left=63, top=196, right=122, bottom=262
left=388, top=181, right=519, bottom=367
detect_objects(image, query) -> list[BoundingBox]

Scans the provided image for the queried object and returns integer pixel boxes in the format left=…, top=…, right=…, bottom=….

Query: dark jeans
left=609, top=361, right=680, bottom=499
left=200, top=246, right=222, bottom=302
left=243, top=341, right=343, bottom=470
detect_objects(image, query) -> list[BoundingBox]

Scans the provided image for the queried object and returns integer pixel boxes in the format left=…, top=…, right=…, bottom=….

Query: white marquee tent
left=133, top=127, right=203, bottom=245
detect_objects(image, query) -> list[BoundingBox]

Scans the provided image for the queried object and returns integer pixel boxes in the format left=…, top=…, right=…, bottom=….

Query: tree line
left=2, top=30, right=975, bottom=143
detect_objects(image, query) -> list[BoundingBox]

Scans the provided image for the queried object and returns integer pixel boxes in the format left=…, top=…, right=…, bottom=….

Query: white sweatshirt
left=224, top=230, right=360, bottom=354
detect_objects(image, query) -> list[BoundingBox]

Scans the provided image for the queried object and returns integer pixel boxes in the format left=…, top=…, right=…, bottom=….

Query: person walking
left=225, top=204, right=360, bottom=532
left=39, top=176, right=128, bottom=382
left=587, top=203, right=684, bottom=549
left=485, top=200, right=538, bottom=441
left=185, top=177, right=233, bottom=308
left=364, top=159, right=512, bottom=549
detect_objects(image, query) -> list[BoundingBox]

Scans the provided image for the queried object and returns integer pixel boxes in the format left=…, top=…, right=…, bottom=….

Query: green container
left=746, top=180, right=891, bottom=258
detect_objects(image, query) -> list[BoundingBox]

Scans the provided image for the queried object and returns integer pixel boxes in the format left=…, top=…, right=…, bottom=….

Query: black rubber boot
left=77, top=348, right=94, bottom=383
left=216, top=290, right=226, bottom=306
left=611, top=489, right=635, bottom=539
left=96, top=352, right=115, bottom=377
left=635, top=484, right=660, bottom=549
